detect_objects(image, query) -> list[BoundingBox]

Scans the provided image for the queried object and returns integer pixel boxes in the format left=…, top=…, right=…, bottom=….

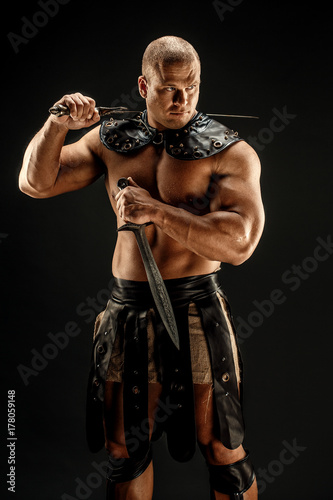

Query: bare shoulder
left=211, top=139, right=264, bottom=219
left=78, top=124, right=103, bottom=154
left=215, top=140, right=261, bottom=180
left=61, top=124, right=105, bottom=165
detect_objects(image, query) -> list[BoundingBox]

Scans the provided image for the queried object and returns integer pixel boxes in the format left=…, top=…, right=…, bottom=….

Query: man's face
left=138, top=60, right=201, bottom=130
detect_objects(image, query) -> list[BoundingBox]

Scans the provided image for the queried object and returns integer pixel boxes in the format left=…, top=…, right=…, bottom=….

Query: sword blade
left=207, top=113, right=259, bottom=119
left=118, top=222, right=180, bottom=350
left=136, top=225, right=180, bottom=350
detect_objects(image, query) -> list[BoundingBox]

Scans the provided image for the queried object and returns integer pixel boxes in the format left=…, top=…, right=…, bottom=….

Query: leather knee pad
left=105, top=445, right=152, bottom=498
left=207, top=450, right=255, bottom=500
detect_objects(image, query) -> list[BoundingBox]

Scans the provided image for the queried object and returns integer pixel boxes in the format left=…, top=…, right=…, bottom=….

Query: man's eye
left=165, top=87, right=175, bottom=91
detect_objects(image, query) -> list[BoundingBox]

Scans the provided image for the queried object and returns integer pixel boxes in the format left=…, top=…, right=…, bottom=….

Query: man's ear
left=138, top=76, right=148, bottom=99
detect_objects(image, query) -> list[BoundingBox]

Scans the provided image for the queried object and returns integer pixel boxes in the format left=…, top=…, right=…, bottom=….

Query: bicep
left=209, top=142, right=265, bottom=240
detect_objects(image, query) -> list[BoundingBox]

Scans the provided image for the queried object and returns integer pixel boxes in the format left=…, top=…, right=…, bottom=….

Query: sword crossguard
left=117, top=221, right=153, bottom=232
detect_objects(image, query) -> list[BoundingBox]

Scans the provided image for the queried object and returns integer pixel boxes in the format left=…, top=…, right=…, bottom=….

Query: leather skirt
left=86, top=272, right=245, bottom=462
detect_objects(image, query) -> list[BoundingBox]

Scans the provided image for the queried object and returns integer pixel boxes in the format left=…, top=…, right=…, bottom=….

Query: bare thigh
left=103, top=381, right=163, bottom=457
left=194, top=384, right=246, bottom=465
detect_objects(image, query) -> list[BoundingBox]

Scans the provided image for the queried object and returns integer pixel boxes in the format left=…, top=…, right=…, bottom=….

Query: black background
left=1, top=1, right=332, bottom=499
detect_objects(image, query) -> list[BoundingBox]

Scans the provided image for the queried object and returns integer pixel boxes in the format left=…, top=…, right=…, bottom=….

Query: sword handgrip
left=117, top=178, right=153, bottom=230
left=49, top=104, right=137, bottom=118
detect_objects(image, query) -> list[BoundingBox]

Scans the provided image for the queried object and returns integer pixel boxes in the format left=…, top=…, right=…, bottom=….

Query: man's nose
left=174, top=89, right=187, bottom=106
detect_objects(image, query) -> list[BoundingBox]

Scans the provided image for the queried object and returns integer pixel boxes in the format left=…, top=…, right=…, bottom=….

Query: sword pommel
left=49, top=104, right=69, bottom=117
left=117, top=177, right=130, bottom=191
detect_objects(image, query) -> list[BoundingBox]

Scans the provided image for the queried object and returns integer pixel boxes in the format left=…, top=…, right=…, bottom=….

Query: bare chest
left=102, top=145, right=219, bottom=214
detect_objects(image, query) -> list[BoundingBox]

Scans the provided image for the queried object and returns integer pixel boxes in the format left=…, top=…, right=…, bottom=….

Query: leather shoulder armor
left=100, top=110, right=242, bottom=160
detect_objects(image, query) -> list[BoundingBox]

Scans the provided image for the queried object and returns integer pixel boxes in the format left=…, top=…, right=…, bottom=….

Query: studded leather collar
left=99, top=110, right=242, bottom=160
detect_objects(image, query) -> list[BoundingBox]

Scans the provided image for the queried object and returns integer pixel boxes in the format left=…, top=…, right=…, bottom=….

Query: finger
left=127, top=177, right=139, bottom=187
left=117, top=204, right=127, bottom=222
left=86, top=109, right=100, bottom=126
left=88, top=106, right=99, bottom=121
left=53, top=94, right=76, bottom=118
left=53, top=95, right=79, bottom=121
left=59, top=93, right=91, bottom=121
left=115, top=190, right=124, bottom=202
left=115, top=193, right=125, bottom=211
left=81, top=94, right=97, bottom=121
left=72, top=94, right=84, bottom=120
left=72, top=93, right=93, bottom=120
left=68, top=93, right=96, bottom=121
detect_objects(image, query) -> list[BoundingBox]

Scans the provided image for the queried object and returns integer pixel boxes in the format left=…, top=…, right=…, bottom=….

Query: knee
left=105, top=444, right=153, bottom=485
left=200, top=438, right=246, bottom=466
left=106, top=440, right=129, bottom=460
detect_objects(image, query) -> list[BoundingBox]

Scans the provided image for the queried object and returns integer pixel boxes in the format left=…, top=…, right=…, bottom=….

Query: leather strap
left=154, top=302, right=196, bottom=462
left=123, top=309, right=149, bottom=458
left=105, top=445, right=152, bottom=484
left=197, top=292, right=244, bottom=449
left=207, top=451, right=255, bottom=499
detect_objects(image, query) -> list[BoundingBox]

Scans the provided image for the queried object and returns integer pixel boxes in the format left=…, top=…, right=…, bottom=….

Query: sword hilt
left=49, top=104, right=138, bottom=118
left=117, top=178, right=153, bottom=231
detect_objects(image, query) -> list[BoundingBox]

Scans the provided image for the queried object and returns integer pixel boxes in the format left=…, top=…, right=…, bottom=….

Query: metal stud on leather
left=100, top=111, right=242, bottom=160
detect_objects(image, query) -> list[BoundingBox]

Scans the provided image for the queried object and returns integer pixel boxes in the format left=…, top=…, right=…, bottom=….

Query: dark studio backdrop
left=1, top=1, right=332, bottom=499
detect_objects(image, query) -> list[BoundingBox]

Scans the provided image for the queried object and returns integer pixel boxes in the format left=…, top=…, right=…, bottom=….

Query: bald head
left=142, top=36, right=201, bottom=82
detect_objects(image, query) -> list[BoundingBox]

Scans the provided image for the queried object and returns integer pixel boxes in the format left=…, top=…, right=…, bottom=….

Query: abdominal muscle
left=112, top=225, right=220, bottom=281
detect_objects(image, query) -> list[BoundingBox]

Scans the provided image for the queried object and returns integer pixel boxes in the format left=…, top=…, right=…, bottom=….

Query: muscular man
left=19, top=36, right=264, bottom=500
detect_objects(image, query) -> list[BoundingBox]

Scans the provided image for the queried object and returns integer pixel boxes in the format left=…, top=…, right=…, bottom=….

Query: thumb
left=127, top=177, right=140, bottom=187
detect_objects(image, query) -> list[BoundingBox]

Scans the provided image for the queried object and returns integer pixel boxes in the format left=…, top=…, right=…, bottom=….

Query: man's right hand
left=49, top=92, right=100, bottom=130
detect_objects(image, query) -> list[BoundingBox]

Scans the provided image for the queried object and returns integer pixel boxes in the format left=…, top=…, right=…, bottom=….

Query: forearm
left=115, top=169, right=264, bottom=266
left=151, top=202, right=257, bottom=265
left=19, top=117, right=68, bottom=197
